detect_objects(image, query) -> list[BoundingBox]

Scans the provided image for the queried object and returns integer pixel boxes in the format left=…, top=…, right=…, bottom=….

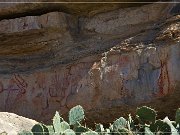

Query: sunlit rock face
left=0, top=1, right=179, bottom=124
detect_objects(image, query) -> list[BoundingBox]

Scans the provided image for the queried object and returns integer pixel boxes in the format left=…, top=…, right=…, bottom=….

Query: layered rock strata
left=0, top=1, right=179, bottom=124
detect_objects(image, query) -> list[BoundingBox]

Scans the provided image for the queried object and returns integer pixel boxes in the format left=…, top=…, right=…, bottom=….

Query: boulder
left=0, top=112, right=37, bottom=135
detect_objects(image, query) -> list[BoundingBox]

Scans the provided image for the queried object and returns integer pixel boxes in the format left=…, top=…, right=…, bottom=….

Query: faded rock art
left=0, top=43, right=179, bottom=123
left=0, top=1, right=179, bottom=124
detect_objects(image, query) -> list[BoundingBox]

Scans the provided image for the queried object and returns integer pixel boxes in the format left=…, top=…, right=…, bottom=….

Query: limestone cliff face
left=0, top=1, right=179, bottom=124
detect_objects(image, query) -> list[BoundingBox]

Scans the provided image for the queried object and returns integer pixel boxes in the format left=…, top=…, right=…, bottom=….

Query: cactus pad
left=136, top=106, right=156, bottom=123
left=81, top=131, right=98, bottom=135
left=63, top=129, right=76, bottom=135
left=144, top=127, right=154, bottom=135
left=113, top=117, right=127, bottom=131
left=46, top=125, right=55, bottom=135
left=69, top=105, right=85, bottom=125
left=175, top=108, right=180, bottom=124
left=53, top=111, right=63, bottom=133
left=18, top=131, right=33, bottom=135
left=31, top=124, right=44, bottom=135
left=59, top=121, right=70, bottom=132
left=75, top=126, right=89, bottom=135
left=95, top=124, right=104, bottom=133
left=150, top=119, right=171, bottom=133
left=116, top=127, right=132, bottom=135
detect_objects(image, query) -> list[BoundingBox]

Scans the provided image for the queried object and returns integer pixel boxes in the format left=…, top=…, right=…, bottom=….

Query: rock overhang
left=0, top=0, right=162, bottom=20
left=0, top=2, right=177, bottom=74
left=0, top=0, right=179, bottom=125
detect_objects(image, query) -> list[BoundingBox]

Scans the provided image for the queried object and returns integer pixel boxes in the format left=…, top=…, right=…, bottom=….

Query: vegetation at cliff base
left=19, top=105, right=180, bottom=135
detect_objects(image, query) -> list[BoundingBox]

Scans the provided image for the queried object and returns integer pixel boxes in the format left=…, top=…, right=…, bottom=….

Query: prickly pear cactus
left=95, top=124, right=104, bottom=133
left=81, top=131, right=98, bottom=135
left=104, top=128, right=110, bottom=135
left=69, top=105, right=85, bottom=125
left=46, top=125, right=55, bottom=135
left=53, top=111, right=63, bottom=134
left=136, top=106, right=157, bottom=124
left=59, top=121, right=70, bottom=132
left=41, top=124, right=49, bottom=135
left=113, top=117, right=127, bottom=131
left=116, top=127, right=133, bottom=135
left=150, top=119, right=171, bottom=134
left=144, top=127, right=154, bottom=135
left=63, top=129, right=76, bottom=135
left=172, top=121, right=177, bottom=128
left=73, top=121, right=81, bottom=130
left=18, top=130, right=33, bottom=135
left=31, top=124, right=44, bottom=135
left=175, top=108, right=180, bottom=124
left=127, top=114, right=135, bottom=131
left=163, top=117, right=178, bottom=135
left=75, top=126, right=89, bottom=135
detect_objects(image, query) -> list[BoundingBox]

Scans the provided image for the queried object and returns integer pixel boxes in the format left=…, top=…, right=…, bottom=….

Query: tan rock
left=0, top=112, right=37, bottom=135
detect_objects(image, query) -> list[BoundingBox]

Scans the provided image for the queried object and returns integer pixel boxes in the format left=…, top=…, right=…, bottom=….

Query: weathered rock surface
left=0, top=112, right=37, bottom=135
left=0, top=1, right=179, bottom=126
left=0, top=0, right=160, bottom=20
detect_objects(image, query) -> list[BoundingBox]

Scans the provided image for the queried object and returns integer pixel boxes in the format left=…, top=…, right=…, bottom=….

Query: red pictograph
left=13, top=74, right=28, bottom=94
